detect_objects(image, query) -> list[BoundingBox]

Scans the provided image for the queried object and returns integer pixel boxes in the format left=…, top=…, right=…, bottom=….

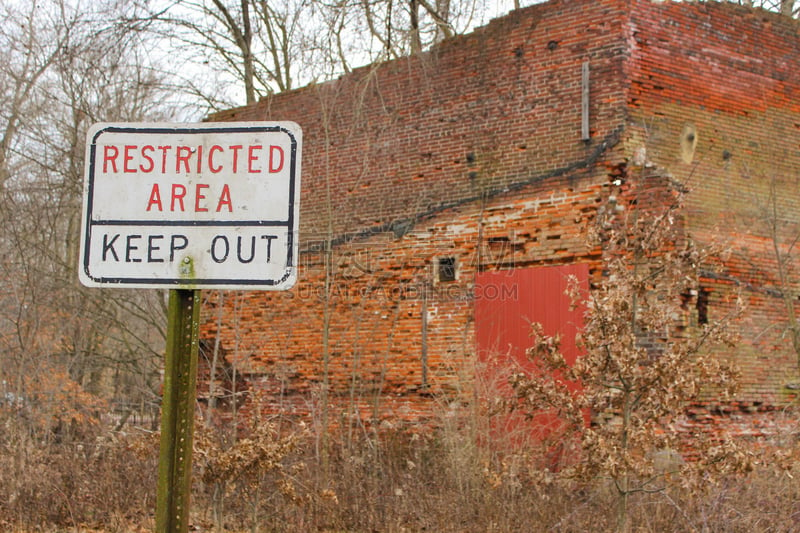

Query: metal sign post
left=78, top=122, right=302, bottom=533
left=155, top=289, right=201, bottom=532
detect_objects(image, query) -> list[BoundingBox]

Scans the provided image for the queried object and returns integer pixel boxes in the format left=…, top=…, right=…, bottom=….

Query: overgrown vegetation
left=507, top=177, right=751, bottom=532
left=1, top=402, right=799, bottom=533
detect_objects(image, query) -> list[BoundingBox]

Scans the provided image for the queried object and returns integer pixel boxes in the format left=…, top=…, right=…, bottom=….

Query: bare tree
left=144, top=0, right=498, bottom=108
left=725, top=0, right=796, bottom=16
left=0, top=0, right=185, bottom=442
left=738, top=175, right=800, bottom=370
left=0, top=1, right=72, bottom=190
left=355, top=0, right=456, bottom=59
left=145, top=0, right=311, bottom=106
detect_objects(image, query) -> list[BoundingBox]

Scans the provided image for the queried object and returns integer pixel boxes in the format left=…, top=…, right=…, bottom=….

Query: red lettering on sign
left=103, top=145, right=119, bottom=173
left=209, top=145, right=223, bottom=173
left=269, top=145, right=284, bottom=173
left=146, top=184, right=163, bottom=211
left=171, top=184, right=186, bottom=211
left=123, top=145, right=137, bottom=173
left=216, top=184, right=233, bottom=212
left=158, top=146, right=171, bottom=173
left=229, top=145, right=242, bottom=173
left=140, top=145, right=155, bottom=173
left=196, top=145, right=203, bottom=174
left=145, top=183, right=233, bottom=212
left=175, top=146, right=192, bottom=173
left=248, top=145, right=262, bottom=173
left=195, top=184, right=209, bottom=212
left=99, top=143, right=286, bottom=175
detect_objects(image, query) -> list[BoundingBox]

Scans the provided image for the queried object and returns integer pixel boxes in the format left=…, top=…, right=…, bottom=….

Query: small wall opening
left=697, top=288, right=710, bottom=325
left=437, top=256, right=457, bottom=282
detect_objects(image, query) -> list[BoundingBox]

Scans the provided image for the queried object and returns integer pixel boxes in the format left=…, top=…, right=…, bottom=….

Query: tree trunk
left=410, top=0, right=422, bottom=54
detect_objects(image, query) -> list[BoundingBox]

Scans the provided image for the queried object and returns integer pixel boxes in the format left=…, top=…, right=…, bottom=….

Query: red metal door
left=475, top=263, right=588, bottom=365
left=474, top=263, right=589, bottom=456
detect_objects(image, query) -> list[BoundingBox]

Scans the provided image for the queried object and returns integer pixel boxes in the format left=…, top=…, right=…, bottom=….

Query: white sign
left=79, top=122, right=302, bottom=290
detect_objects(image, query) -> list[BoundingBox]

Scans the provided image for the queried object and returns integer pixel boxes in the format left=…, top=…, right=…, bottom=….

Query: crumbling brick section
left=625, top=0, right=800, bottom=436
left=199, top=0, right=800, bottom=441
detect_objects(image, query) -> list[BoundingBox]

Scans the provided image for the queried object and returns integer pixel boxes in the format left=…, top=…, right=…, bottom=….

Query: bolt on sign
left=78, top=122, right=302, bottom=290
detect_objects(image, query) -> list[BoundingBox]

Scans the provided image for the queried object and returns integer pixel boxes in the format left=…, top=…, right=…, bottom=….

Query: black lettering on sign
left=211, top=235, right=230, bottom=263
left=210, top=234, right=278, bottom=264
left=126, top=235, right=142, bottom=263
left=170, top=235, right=188, bottom=262
left=102, top=234, right=120, bottom=261
left=261, top=235, right=276, bottom=263
left=148, top=235, right=164, bottom=263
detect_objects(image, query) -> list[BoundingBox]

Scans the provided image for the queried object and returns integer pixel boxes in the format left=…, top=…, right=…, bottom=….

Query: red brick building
left=200, top=0, right=800, bottom=438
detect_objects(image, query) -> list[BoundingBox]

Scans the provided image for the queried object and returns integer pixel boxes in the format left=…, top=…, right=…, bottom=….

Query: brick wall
left=199, top=172, right=610, bottom=426
left=200, top=0, right=800, bottom=436
left=624, top=0, right=800, bottom=408
left=209, top=0, right=629, bottom=240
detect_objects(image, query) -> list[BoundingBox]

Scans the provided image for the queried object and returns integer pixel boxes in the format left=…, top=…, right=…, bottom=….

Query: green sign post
left=155, top=289, right=201, bottom=532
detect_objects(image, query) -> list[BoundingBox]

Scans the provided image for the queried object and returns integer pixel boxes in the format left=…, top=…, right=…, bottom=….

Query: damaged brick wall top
left=209, top=0, right=631, bottom=241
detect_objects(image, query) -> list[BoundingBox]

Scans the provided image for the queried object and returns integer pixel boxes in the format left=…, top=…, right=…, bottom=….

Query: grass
left=2, top=410, right=800, bottom=533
